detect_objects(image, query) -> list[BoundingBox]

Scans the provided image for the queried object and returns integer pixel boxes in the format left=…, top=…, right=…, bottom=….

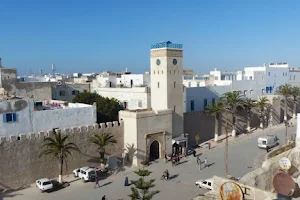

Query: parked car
left=73, top=166, right=89, bottom=177
left=36, top=178, right=53, bottom=192
left=76, top=167, right=97, bottom=182
left=195, top=179, right=213, bottom=190
left=257, top=135, right=279, bottom=149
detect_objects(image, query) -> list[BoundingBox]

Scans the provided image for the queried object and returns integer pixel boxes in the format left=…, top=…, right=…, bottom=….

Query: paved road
left=2, top=123, right=296, bottom=200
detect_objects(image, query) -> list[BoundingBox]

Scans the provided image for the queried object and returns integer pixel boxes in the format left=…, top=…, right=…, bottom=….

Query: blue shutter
left=12, top=113, right=17, bottom=122
left=3, top=114, right=7, bottom=123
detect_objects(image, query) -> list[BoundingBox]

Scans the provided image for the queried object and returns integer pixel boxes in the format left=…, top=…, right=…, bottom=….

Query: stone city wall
left=0, top=121, right=124, bottom=190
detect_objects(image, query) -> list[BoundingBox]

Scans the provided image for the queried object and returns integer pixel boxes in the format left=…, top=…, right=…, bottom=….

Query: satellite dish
left=279, top=157, right=292, bottom=170
left=273, top=172, right=295, bottom=196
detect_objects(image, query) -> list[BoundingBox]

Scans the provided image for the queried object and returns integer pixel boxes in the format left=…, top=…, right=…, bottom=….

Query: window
left=268, top=72, right=271, bottom=76
left=244, top=90, right=247, bottom=95
left=249, top=76, right=252, bottom=80
left=190, top=100, right=194, bottom=111
left=197, top=82, right=200, bottom=87
left=290, top=75, right=292, bottom=80
left=262, top=89, right=265, bottom=94
left=212, top=98, right=215, bottom=104
left=208, top=182, right=211, bottom=186
left=157, top=82, right=160, bottom=88
left=204, top=99, right=208, bottom=109
left=266, top=87, right=269, bottom=93
left=72, top=90, right=79, bottom=95
left=3, top=113, right=17, bottom=123
left=174, top=82, right=176, bottom=88
left=283, top=72, right=285, bottom=76
left=138, top=100, right=142, bottom=108
left=59, top=91, right=65, bottom=96
left=35, top=102, right=43, bottom=106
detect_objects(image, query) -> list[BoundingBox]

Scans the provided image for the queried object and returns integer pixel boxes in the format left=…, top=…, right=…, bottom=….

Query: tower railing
left=151, top=42, right=183, bottom=49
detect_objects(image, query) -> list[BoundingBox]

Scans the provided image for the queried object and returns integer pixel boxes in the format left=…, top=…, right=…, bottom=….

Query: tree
left=291, top=86, right=300, bottom=119
left=205, top=101, right=225, bottom=141
left=243, top=98, right=256, bottom=132
left=128, top=169, right=160, bottom=200
left=256, top=97, right=269, bottom=128
left=73, top=91, right=124, bottom=123
left=221, top=91, right=244, bottom=137
left=276, top=84, right=292, bottom=121
left=39, top=131, right=79, bottom=183
left=89, top=133, right=117, bottom=164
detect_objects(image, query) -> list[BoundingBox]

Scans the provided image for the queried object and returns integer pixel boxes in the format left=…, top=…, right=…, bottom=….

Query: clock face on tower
left=173, top=59, right=177, bottom=65
left=156, top=59, right=161, bottom=66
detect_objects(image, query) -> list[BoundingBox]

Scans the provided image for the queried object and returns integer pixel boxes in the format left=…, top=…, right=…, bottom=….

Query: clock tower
left=150, top=41, right=184, bottom=138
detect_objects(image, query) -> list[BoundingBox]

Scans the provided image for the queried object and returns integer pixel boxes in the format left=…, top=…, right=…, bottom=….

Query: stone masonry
left=0, top=121, right=123, bottom=190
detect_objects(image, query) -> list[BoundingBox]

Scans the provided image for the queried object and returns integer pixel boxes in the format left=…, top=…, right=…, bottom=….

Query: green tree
left=39, top=131, right=79, bottom=183
left=256, top=97, right=269, bottom=128
left=221, top=91, right=245, bottom=137
left=291, top=86, right=300, bottom=119
left=243, top=98, right=256, bottom=132
left=276, top=84, right=292, bottom=121
left=128, top=169, right=160, bottom=200
left=73, top=91, right=124, bottom=123
left=89, top=133, right=117, bottom=164
left=205, top=101, right=225, bottom=141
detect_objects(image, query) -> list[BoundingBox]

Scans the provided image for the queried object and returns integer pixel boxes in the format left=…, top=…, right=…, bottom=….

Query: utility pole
left=225, top=110, right=229, bottom=176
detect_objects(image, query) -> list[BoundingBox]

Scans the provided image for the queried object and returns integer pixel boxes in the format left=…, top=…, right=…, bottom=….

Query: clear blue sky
left=1, top=0, right=300, bottom=76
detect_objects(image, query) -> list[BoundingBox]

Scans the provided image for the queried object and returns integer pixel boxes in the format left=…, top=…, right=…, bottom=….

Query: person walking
left=193, top=149, right=196, bottom=157
left=102, top=195, right=106, bottom=200
left=124, top=176, right=129, bottom=186
left=204, top=157, right=208, bottom=168
left=196, top=154, right=200, bottom=165
left=94, top=177, right=100, bottom=188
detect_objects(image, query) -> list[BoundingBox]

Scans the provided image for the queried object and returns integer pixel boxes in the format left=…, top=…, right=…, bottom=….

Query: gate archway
left=149, top=140, right=160, bottom=161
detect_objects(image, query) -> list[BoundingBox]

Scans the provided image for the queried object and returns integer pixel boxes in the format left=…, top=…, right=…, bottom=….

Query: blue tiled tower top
left=151, top=41, right=183, bottom=49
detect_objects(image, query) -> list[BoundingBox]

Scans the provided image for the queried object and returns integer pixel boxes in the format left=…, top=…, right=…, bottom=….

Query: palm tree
left=276, top=84, right=292, bottom=121
left=243, top=98, right=256, bottom=132
left=291, top=86, right=300, bottom=119
left=205, top=101, right=225, bottom=141
left=256, top=97, right=270, bottom=128
left=89, top=133, right=117, bottom=164
left=39, top=131, right=79, bottom=184
left=221, top=91, right=245, bottom=137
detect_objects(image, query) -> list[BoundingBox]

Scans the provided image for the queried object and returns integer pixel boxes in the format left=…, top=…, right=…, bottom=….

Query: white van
left=257, top=135, right=279, bottom=149
left=77, top=167, right=97, bottom=182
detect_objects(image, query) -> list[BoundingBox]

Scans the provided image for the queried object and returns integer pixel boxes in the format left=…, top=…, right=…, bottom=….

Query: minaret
left=150, top=41, right=184, bottom=138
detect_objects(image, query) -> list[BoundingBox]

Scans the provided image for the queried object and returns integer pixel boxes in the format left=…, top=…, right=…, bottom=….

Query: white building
left=0, top=98, right=96, bottom=137
left=120, top=41, right=186, bottom=166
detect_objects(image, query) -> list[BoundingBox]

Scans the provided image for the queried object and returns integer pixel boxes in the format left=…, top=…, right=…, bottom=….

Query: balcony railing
left=151, top=41, right=183, bottom=49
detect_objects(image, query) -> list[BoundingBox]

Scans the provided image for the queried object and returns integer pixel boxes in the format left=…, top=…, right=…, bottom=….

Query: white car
left=195, top=179, right=213, bottom=190
left=73, top=166, right=89, bottom=177
left=36, top=178, right=53, bottom=192
left=74, top=167, right=96, bottom=182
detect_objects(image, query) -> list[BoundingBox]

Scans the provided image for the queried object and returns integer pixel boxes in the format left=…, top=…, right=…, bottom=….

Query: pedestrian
left=193, top=149, right=196, bottom=157
left=124, top=176, right=129, bottom=186
left=196, top=154, right=200, bottom=164
left=94, top=176, right=100, bottom=188
left=164, top=153, right=167, bottom=163
left=266, top=146, right=269, bottom=153
left=208, top=142, right=211, bottom=150
left=205, top=157, right=208, bottom=168
left=102, top=195, right=106, bottom=200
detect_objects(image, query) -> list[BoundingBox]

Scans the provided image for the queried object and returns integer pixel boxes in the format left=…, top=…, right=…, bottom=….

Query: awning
left=172, top=134, right=187, bottom=145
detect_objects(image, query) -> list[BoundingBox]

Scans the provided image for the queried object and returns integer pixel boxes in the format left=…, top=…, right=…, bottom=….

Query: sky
left=1, top=0, right=300, bottom=76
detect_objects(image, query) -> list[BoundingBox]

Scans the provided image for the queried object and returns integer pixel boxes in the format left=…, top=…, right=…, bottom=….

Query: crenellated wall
left=0, top=121, right=124, bottom=190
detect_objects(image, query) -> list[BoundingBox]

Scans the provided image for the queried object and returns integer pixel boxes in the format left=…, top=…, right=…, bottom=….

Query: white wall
left=94, top=87, right=151, bottom=110
left=120, top=74, right=150, bottom=87
left=0, top=99, right=96, bottom=137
